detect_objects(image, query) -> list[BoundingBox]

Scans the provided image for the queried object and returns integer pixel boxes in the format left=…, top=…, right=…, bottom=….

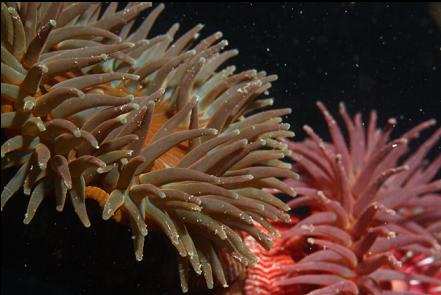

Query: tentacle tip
left=63, top=180, right=72, bottom=190
left=96, top=166, right=106, bottom=174
left=221, top=39, right=229, bottom=47
left=23, top=99, right=35, bottom=111
left=397, top=138, right=408, bottom=145
left=245, top=175, right=254, bottom=181
left=135, top=254, right=144, bottom=262
left=282, top=123, right=291, bottom=130
left=209, top=128, right=218, bottom=135
left=72, top=88, right=85, bottom=98
left=282, top=214, right=292, bottom=223
left=1, top=202, right=7, bottom=212
left=192, top=95, right=200, bottom=104
left=36, top=122, right=46, bottom=132
left=158, top=87, right=166, bottom=96
left=289, top=188, right=297, bottom=197
left=100, top=53, right=109, bottom=61
left=388, top=117, right=397, bottom=125
left=258, top=138, right=267, bottom=145
left=37, top=64, right=49, bottom=73
left=141, top=2, right=152, bottom=8
left=23, top=188, right=31, bottom=196
left=303, top=124, right=312, bottom=132
left=120, top=116, right=128, bottom=125
left=73, top=128, right=81, bottom=138
left=102, top=212, right=112, bottom=220
left=198, top=56, right=206, bottom=64
left=231, top=129, right=240, bottom=135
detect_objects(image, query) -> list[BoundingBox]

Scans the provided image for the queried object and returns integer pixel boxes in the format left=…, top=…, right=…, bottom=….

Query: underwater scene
left=1, top=2, right=440, bottom=295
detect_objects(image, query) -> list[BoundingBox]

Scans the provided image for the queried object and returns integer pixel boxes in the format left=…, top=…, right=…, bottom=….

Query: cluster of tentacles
left=277, top=102, right=441, bottom=294
left=1, top=2, right=297, bottom=292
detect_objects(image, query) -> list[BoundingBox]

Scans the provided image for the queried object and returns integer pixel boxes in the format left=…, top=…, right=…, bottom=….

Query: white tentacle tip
left=73, top=128, right=81, bottom=138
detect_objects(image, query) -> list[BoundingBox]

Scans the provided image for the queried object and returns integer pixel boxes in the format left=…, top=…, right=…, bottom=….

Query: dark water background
left=2, top=2, right=440, bottom=295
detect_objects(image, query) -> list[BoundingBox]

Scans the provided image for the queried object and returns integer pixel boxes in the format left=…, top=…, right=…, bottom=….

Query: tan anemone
left=1, top=2, right=296, bottom=292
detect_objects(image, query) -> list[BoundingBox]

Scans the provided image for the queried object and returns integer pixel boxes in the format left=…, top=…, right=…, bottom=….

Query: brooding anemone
left=280, top=102, right=441, bottom=294
left=0, top=2, right=297, bottom=292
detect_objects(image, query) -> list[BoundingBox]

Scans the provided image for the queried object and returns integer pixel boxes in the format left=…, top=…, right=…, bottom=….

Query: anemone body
left=243, top=218, right=302, bottom=295
left=279, top=102, right=441, bottom=294
left=0, top=2, right=296, bottom=292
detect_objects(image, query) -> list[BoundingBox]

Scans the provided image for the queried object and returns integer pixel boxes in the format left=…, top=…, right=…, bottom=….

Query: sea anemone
left=243, top=217, right=300, bottom=295
left=0, top=2, right=296, bottom=292
left=279, top=102, right=441, bottom=294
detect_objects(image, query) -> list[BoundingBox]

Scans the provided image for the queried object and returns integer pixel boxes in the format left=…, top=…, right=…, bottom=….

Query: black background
left=2, top=2, right=440, bottom=295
